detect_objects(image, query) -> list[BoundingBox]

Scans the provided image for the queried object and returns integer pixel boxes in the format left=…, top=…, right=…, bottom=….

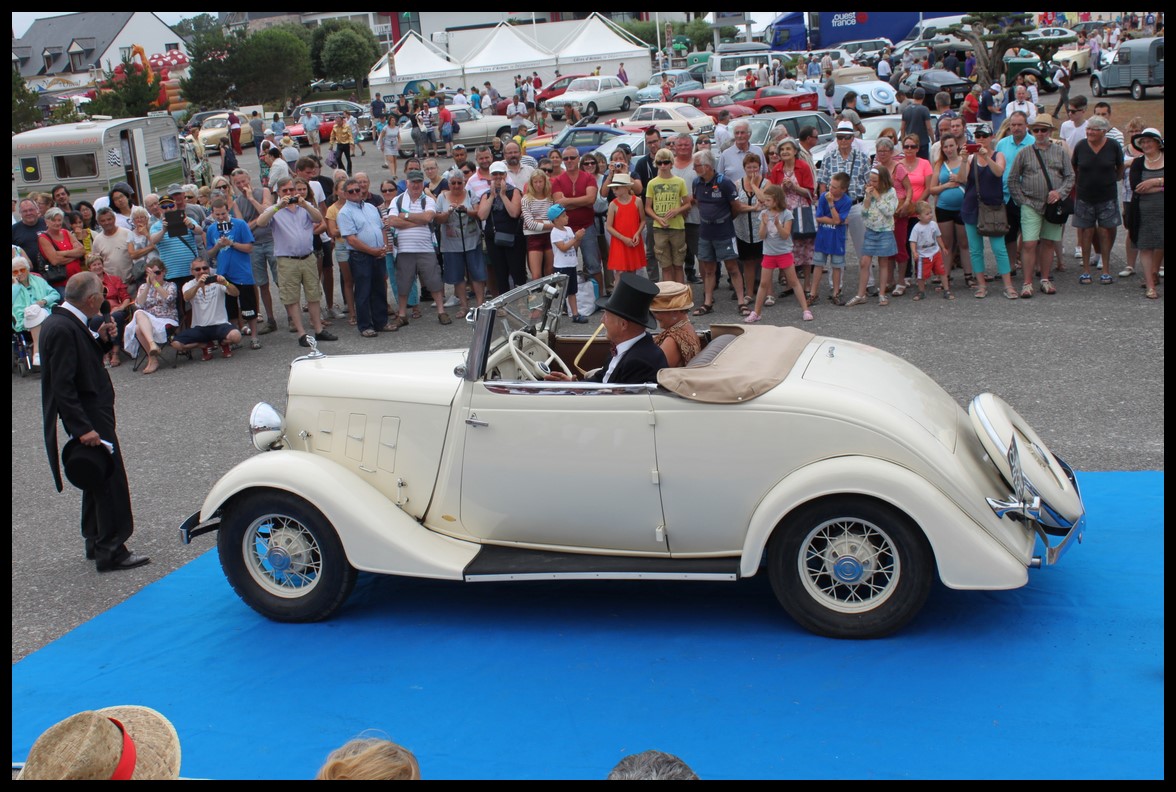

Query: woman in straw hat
left=18, top=705, right=181, bottom=780
left=650, top=280, right=700, bottom=367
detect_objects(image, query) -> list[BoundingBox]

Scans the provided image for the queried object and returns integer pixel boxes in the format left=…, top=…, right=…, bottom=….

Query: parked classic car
left=397, top=105, right=530, bottom=158
left=730, top=85, right=820, bottom=114
left=1024, top=26, right=1077, bottom=41
left=288, top=100, right=372, bottom=146
left=180, top=274, right=1087, bottom=639
left=635, top=70, right=704, bottom=104
left=743, top=111, right=835, bottom=150
left=538, top=73, right=587, bottom=117
left=196, top=114, right=254, bottom=153
left=523, top=124, right=629, bottom=161
left=1090, top=37, right=1164, bottom=100
left=557, top=76, right=639, bottom=117
left=899, top=69, right=973, bottom=108
left=674, top=89, right=754, bottom=119
left=616, top=102, right=715, bottom=136
left=802, top=66, right=898, bottom=115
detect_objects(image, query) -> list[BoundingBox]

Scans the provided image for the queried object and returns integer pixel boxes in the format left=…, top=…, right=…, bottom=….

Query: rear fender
left=740, top=456, right=1029, bottom=589
left=201, top=451, right=478, bottom=579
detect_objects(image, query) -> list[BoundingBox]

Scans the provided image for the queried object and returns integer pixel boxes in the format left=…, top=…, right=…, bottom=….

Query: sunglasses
left=975, top=133, right=991, bottom=138
left=540, top=168, right=553, bottom=173
left=582, top=160, right=597, bottom=165
left=193, top=266, right=210, bottom=271
left=148, top=269, right=163, bottom=275
left=902, top=144, right=919, bottom=149
left=656, top=160, right=672, bottom=165
left=562, top=155, right=579, bottom=160
left=380, top=187, right=397, bottom=193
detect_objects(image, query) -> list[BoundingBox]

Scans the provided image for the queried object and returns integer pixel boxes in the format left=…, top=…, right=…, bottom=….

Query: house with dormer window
left=13, top=12, right=189, bottom=95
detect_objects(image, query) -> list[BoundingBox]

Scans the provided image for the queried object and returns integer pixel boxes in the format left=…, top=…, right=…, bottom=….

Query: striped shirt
left=1008, top=142, right=1075, bottom=215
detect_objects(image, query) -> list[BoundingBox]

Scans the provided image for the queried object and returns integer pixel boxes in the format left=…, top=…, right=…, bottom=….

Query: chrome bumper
left=986, top=453, right=1086, bottom=567
left=179, top=510, right=221, bottom=545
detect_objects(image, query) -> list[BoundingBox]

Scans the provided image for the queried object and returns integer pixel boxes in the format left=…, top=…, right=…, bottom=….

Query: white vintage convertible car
left=181, top=275, right=1086, bottom=638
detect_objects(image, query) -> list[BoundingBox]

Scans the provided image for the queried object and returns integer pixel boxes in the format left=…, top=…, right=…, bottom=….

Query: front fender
left=200, top=451, right=479, bottom=580
left=740, top=456, right=1030, bottom=590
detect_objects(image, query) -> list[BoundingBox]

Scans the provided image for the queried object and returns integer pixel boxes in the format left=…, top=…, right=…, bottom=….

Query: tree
left=85, top=55, right=163, bottom=118
left=12, top=71, right=42, bottom=134
left=181, top=28, right=244, bottom=110
left=232, top=27, right=312, bottom=106
left=48, top=101, right=83, bottom=125
left=322, top=29, right=376, bottom=89
left=310, top=20, right=380, bottom=80
left=944, top=13, right=1041, bottom=86
left=173, top=13, right=221, bottom=41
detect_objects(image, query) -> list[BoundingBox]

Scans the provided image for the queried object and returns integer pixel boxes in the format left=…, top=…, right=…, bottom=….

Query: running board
left=463, top=545, right=740, bottom=582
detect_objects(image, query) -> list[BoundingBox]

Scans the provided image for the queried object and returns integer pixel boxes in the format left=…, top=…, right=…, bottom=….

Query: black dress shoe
left=686, top=275, right=703, bottom=284
left=97, top=553, right=151, bottom=573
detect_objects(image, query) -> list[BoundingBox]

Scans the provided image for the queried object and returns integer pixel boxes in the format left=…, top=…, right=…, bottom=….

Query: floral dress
left=778, top=160, right=815, bottom=271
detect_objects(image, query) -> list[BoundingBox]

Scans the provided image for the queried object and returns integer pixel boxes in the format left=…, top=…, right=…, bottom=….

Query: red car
left=730, top=86, right=820, bottom=114
left=673, top=89, right=755, bottom=120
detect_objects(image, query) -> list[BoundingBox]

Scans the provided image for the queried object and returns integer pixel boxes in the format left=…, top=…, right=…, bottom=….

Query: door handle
left=465, top=414, right=488, bottom=428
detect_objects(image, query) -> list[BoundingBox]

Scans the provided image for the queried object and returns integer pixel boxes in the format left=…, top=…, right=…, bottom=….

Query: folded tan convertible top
left=657, top=324, right=816, bottom=403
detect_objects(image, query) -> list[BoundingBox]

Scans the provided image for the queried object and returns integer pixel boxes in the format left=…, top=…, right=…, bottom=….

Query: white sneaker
left=32, top=353, right=41, bottom=366
left=1073, top=246, right=1082, bottom=259
left=1093, top=253, right=1102, bottom=269
left=443, top=295, right=460, bottom=308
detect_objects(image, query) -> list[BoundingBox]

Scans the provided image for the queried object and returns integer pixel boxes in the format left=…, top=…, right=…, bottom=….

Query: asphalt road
left=11, top=102, right=1165, bottom=663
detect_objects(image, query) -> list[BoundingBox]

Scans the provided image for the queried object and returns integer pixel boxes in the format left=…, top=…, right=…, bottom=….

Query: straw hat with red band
left=18, top=705, right=181, bottom=780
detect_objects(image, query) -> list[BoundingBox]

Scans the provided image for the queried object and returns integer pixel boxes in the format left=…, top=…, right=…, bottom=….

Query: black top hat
left=595, top=273, right=658, bottom=329
left=61, top=438, right=113, bottom=491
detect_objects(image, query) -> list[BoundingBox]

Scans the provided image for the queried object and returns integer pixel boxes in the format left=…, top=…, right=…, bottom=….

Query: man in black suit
left=548, top=273, right=667, bottom=385
left=40, top=272, right=149, bottom=572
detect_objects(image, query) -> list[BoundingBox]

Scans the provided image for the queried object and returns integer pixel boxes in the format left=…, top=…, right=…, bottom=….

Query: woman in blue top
left=929, top=135, right=971, bottom=289
left=270, top=113, right=286, bottom=138
left=960, top=125, right=1014, bottom=299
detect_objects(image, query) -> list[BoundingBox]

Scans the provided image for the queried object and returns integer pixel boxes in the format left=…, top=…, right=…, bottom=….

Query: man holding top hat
left=39, top=271, right=148, bottom=572
left=546, top=272, right=668, bottom=385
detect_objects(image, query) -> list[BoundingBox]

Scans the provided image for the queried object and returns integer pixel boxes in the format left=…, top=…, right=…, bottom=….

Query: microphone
left=100, top=300, right=112, bottom=326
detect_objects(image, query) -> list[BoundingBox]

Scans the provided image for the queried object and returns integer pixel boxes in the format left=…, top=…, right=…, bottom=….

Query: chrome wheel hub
left=243, top=514, right=322, bottom=598
left=800, top=518, right=899, bottom=613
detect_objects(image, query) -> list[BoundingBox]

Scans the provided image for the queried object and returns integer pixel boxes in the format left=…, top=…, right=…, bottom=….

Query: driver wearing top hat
left=546, top=272, right=668, bottom=385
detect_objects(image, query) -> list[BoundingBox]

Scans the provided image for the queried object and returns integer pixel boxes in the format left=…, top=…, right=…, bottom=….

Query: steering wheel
left=508, top=330, right=573, bottom=381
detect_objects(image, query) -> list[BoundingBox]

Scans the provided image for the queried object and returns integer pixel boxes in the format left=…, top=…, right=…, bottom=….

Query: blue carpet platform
left=12, top=472, right=1164, bottom=779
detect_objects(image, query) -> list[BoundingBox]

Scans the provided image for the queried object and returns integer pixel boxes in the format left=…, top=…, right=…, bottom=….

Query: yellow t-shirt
left=645, top=175, right=687, bottom=231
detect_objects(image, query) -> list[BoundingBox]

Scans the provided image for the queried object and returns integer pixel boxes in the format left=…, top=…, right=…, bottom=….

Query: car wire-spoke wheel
left=799, top=518, right=898, bottom=613
left=244, top=513, right=322, bottom=598
left=218, top=491, right=357, bottom=622
left=769, top=496, right=933, bottom=638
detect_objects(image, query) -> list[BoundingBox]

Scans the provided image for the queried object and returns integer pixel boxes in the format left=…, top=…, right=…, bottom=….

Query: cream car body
left=557, top=76, right=639, bottom=117
left=183, top=275, right=1086, bottom=639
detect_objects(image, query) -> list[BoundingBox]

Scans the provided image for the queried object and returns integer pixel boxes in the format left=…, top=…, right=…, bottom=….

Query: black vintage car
left=900, top=69, right=973, bottom=107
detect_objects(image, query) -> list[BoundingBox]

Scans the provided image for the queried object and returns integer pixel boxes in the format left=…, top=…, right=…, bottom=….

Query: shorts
left=249, top=239, right=277, bottom=286
left=1072, top=198, right=1121, bottom=229
left=395, top=251, right=443, bottom=300
left=306, top=128, right=321, bottom=145
left=1019, top=204, right=1063, bottom=243
left=555, top=265, right=578, bottom=295
left=935, top=206, right=964, bottom=225
left=526, top=233, right=552, bottom=253
left=577, top=227, right=603, bottom=275
left=442, top=248, right=488, bottom=284
left=276, top=254, right=322, bottom=305
left=736, top=238, right=763, bottom=261
left=917, top=252, right=945, bottom=279
left=861, top=228, right=898, bottom=258
left=653, top=227, right=686, bottom=268
left=423, top=130, right=436, bottom=143
left=813, top=251, right=845, bottom=268
left=697, top=235, right=738, bottom=263
left=761, top=252, right=795, bottom=269
left=440, top=123, right=453, bottom=142
left=224, top=280, right=258, bottom=321
left=174, top=322, right=235, bottom=345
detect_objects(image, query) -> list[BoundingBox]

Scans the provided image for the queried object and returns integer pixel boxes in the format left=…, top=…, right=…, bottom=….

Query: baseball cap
left=546, top=204, right=566, bottom=221
left=452, top=143, right=466, bottom=150
left=165, top=183, right=184, bottom=195
left=974, top=123, right=993, bottom=137
left=406, top=170, right=424, bottom=181
left=990, top=83, right=1002, bottom=92
left=489, top=161, right=508, bottom=174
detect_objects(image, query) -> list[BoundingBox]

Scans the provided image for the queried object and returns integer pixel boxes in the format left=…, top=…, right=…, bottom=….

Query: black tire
left=767, top=496, right=934, bottom=639
left=217, top=490, right=357, bottom=623
left=621, top=97, right=631, bottom=111
left=586, top=102, right=598, bottom=117
left=1131, top=81, right=1145, bottom=100
left=1090, top=77, right=1104, bottom=97
left=496, top=127, right=512, bottom=143
left=759, top=105, right=777, bottom=114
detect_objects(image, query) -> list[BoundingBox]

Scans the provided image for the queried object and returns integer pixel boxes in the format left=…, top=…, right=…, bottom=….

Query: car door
left=632, top=106, right=654, bottom=124
left=451, top=107, right=475, bottom=144
left=460, top=382, right=668, bottom=554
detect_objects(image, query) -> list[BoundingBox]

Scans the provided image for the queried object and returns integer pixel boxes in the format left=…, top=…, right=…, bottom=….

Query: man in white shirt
left=1006, top=85, right=1037, bottom=124
left=452, top=87, right=469, bottom=107
left=713, top=110, right=733, bottom=151
left=717, top=119, right=767, bottom=182
left=876, top=55, right=892, bottom=81
left=506, top=96, right=528, bottom=136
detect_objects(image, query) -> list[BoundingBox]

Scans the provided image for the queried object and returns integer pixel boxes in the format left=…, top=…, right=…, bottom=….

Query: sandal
left=411, top=307, right=423, bottom=319
left=878, top=296, right=889, bottom=306
left=1004, top=288, right=1019, bottom=300
left=912, top=291, right=925, bottom=301
left=250, top=339, right=262, bottom=350
left=1079, top=273, right=1092, bottom=284
left=806, top=292, right=818, bottom=304
left=944, top=290, right=956, bottom=300
left=1040, top=279, right=1056, bottom=295
left=738, top=299, right=753, bottom=315
left=1144, top=288, right=1158, bottom=300
left=845, top=295, right=868, bottom=307
left=973, top=288, right=987, bottom=299
left=1020, top=283, right=1034, bottom=299
left=361, top=329, right=378, bottom=337
left=964, top=273, right=977, bottom=288
left=692, top=303, right=714, bottom=316
left=891, top=284, right=906, bottom=297
left=764, top=295, right=777, bottom=306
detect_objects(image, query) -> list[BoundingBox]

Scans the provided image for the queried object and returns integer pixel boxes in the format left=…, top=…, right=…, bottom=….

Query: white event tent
left=368, top=31, right=463, bottom=94
left=553, top=13, right=652, bottom=86
left=458, top=21, right=559, bottom=88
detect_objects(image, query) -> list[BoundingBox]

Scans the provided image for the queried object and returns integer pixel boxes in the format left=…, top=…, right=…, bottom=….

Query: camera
left=287, top=196, right=299, bottom=206
left=613, top=163, right=624, bottom=171
left=455, top=205, right=466, bottom=214
left=203, top=273, right=218, bottom=285
left=217, top=221, right=232, bottom=234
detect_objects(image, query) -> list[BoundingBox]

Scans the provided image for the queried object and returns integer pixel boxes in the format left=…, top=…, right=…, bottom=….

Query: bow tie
left=610, top=346, right=618, bottom=358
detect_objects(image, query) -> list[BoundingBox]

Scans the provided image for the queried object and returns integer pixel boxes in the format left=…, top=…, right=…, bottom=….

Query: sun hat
left=595, top=272, right=658, bottom=328
left=650, top=280, right=694, bottom=312
left=610, top=172, right=632, bottom=186
left=546, top=204, right=566, bottom=221
left=836, top=121, right=855, bottom=134
left=280, top=136, right=295, bottom=147
left=1030, top=115, right=1055, bottom=131
left=1131, top=127, right=1164, bottom=151
left=18, top=705, right=181, bottom=780
left=488, top=162, right=508, bottom=175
